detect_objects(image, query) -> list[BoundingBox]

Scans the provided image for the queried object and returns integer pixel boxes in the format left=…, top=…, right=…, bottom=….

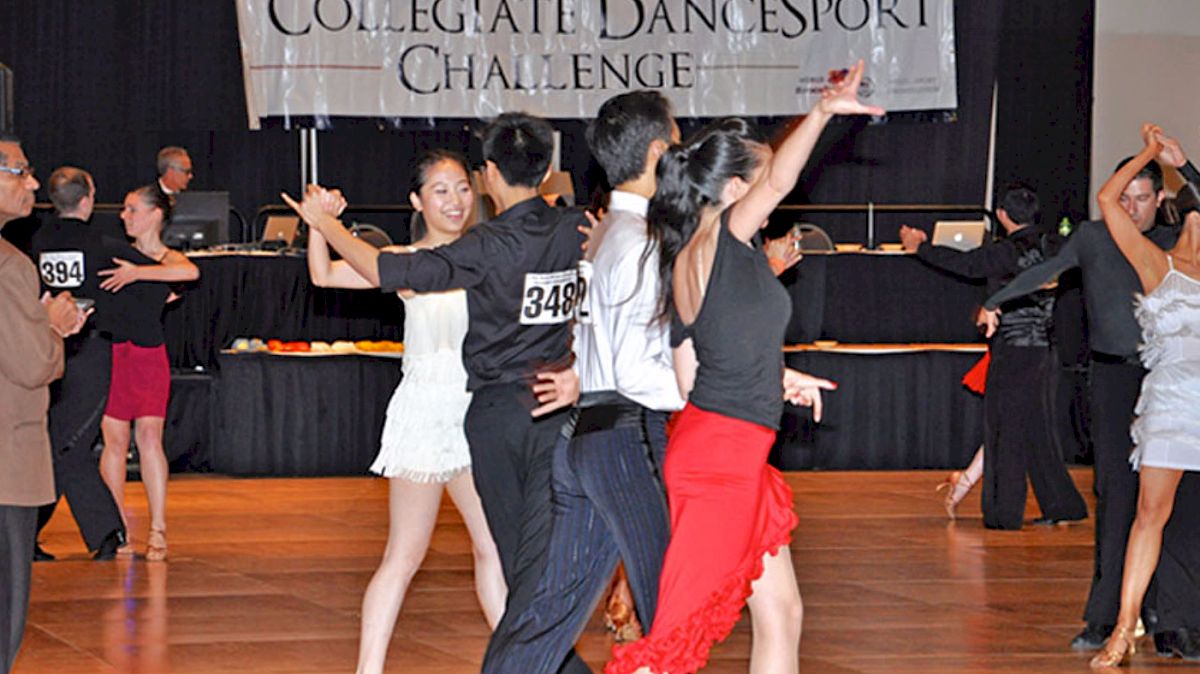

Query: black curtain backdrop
left=0, top=1, right=1093, bottom=241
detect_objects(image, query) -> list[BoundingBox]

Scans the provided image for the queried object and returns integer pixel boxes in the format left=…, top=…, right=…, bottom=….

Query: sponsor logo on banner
left=235, top=0, right=956, bottom=126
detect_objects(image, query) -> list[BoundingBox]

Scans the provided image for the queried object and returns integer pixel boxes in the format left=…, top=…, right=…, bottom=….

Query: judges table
left=163, top=251, right=987, bottom=475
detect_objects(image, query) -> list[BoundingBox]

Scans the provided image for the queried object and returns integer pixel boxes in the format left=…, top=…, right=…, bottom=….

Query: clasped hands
left=41, top=291, right=90, bottom=338
left=281, top=184, right=348, bottom=232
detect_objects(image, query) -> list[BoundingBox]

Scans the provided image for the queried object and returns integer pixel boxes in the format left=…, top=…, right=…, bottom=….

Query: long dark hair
left=408, top=148, right=470, bottom=241
left=643, top=117, right=762, bottom=322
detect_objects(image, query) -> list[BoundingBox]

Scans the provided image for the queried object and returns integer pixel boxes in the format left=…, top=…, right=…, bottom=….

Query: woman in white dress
left=302, top=150, right=506, bottom=674
left=1091, top=125, right=1200, bottom=668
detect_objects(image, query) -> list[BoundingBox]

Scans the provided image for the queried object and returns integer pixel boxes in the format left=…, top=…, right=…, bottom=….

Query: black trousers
left=482, top=398, right=671, bottom=674
left=981, top=341, right=1088, bottom=530
left=1083, top=358, right=1200, bottom=631
left=463, top=382, right=589, bottom=674
left=1, top=505, right=36, bottom=674
left=34, top=332, right=123, bottom=552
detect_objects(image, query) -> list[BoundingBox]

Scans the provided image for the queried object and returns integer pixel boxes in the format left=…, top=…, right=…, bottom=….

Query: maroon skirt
left=104, top=342, right=170, bottom=421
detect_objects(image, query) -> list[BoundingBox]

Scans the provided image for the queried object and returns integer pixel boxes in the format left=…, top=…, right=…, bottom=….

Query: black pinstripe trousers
left=481, top=398, right=670, bottom=674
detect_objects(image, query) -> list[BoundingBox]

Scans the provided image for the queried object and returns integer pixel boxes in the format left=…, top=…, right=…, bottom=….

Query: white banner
left=235, top=0, right=956, bottom=128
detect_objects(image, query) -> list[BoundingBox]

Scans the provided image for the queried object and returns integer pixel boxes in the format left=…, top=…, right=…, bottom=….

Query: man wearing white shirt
left=481, top=92, right=681, bottom=674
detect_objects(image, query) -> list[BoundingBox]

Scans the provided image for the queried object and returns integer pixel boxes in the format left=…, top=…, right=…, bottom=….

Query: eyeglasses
left=169, top=164, right=194, bottom=176
left=0, top=165, right=35, bottom=179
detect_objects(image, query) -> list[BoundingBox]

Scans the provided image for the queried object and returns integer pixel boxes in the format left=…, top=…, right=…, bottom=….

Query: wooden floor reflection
left=16, top=469, right=1170, bottom=673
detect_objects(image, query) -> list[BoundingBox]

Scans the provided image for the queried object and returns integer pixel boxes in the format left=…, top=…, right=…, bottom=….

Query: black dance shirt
left=377, top=196, right=586, bottom=390
left=29, top=216, right=127, bottom=338
left=916, top=226, right=1056, bottom=348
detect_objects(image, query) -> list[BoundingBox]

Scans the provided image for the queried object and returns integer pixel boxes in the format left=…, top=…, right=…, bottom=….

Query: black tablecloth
left=776, top=350, right=986, bottom=470
left=784, top=253, right=986, bottom=344
left=163, top=252, right=983, bottom=372
left=165, top=255, right=405, bottom=369
left=210, top=353, right=404, bottom=475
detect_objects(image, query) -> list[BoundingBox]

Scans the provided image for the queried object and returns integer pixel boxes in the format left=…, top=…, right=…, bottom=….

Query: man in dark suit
left=0, top=132, right=86, bottom=673
left=29, top=166, right=126, bottom=561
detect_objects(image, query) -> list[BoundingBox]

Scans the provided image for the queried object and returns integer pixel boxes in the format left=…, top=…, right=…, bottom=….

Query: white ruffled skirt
left=1130, top=360, right=1200, bottom=472
left=370, top=350, right=472, bottom=482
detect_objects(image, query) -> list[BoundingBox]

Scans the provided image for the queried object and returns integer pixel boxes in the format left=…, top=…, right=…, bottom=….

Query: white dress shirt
left=576, top=191, right=684, bottom=412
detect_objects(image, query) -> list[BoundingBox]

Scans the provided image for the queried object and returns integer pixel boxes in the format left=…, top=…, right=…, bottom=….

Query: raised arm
left=727, top=60, right=885, bottom=242
left=1099, top=124, right=1169, bottom=293
left=284, top=186, right=383, bottom=287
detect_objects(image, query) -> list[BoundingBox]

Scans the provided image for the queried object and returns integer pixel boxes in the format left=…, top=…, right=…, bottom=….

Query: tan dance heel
left=145, top=528, right=168, bottom=562
left=1090, top=626, right=1136, bottom=668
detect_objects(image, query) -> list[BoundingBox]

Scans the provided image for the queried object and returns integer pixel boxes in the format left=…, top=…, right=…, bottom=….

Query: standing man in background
left=0, top=132, right=87, bottom=673
left=156, top=146, right=192, bottom=195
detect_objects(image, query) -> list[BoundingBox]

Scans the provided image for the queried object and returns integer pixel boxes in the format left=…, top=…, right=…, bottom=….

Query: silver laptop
left=262, top=215, right=300, bottom=246
left=931, top=220, right=987, bottom=251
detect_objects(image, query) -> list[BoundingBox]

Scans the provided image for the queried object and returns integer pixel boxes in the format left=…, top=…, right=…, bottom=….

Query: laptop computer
left=261, top=215, right=300, bottom=247
left=931, top=220, right=988, bottom=251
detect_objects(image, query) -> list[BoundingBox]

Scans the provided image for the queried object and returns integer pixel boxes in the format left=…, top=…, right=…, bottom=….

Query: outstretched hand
left=817, top=59, right=886, bottom=118
left=783, top=368, right=837, bottom=422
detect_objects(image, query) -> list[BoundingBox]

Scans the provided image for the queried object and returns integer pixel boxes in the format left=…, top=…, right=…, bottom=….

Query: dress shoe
left=1033, top=515, right=1086, bottom=526
left=1178, top=628, right=1200, bottom=661
left=1154, top=629, right=1177, bottom=657
left=92, top=529, right=125, bottom=561
left=1071, top=623, right=1112, bottom=651
left=33, top=544, right=56, bottom=562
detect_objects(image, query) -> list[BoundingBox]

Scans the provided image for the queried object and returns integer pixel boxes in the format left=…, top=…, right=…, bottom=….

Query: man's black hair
left=480, top=113, right=555, bottom=188
left=586, top=91, right=674, bottom=187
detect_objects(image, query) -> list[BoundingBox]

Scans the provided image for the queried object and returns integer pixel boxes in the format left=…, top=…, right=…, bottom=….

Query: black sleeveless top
left=104, top=245, right=172, bottom=347
left=677, top=213, right=792, bottom=429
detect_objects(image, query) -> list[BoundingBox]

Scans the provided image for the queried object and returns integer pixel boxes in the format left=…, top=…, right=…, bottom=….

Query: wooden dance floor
left=17, top=469, right=1172, bottom=673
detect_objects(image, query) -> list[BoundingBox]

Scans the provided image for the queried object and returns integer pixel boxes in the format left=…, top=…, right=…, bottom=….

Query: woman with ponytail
left=97, top=185, right=199, bottom=561
left=608, top=61, right=883, bottom=674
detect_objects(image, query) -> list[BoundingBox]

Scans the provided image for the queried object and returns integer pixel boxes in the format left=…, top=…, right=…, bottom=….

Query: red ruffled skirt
left=961, top=349, right=990, bottom=395
left=104, top=342, right=170, bottom=421
left=606, top=403, right=798, bottom=674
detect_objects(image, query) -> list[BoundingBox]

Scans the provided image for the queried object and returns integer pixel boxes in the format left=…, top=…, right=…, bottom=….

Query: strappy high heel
left=1090, top=625, right=1136, bottom=668
left=936, top=470, right=972, bottom=520
left=145, top=528, right=168, bottom=562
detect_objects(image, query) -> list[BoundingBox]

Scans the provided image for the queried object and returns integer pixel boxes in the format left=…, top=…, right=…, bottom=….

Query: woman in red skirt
left=97, top=185, right=198, bottom=560
left=607, top=61, right=881, bottom=674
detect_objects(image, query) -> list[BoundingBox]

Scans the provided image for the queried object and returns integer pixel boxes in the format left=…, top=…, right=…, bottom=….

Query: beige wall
left=1092, top=0, right=1200, bottom=216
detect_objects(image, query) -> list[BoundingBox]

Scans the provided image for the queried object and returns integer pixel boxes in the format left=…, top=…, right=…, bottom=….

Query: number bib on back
left=39, top=251, right=86, bottom=289
left=520, top=269, right=579, bottom=325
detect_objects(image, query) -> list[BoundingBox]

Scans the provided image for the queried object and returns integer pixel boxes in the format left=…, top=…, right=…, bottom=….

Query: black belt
left=575, top=392, right=667, bottom=434
left=1091, top=351, right=1141, bottom=366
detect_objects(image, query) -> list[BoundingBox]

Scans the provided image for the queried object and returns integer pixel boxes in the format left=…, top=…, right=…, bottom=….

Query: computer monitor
left=164, top=191, right=229, bottom=250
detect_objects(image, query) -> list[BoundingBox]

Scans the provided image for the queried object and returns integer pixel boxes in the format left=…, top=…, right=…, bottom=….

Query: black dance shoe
left=1178, top=629, right=1200, bottom=661
left=1069, top=623, right=1111, bottom=650
left=92, top=529, right=126, bottom=561
left=1154, top=629, right=1177, bottom=657
left=33, top=544, right=56, bottom=562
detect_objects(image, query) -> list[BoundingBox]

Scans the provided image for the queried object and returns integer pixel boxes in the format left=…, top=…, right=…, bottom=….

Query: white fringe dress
left=1130, top=257, right=1200, bottom=472
left=370, top=288, right=473, bottom=482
